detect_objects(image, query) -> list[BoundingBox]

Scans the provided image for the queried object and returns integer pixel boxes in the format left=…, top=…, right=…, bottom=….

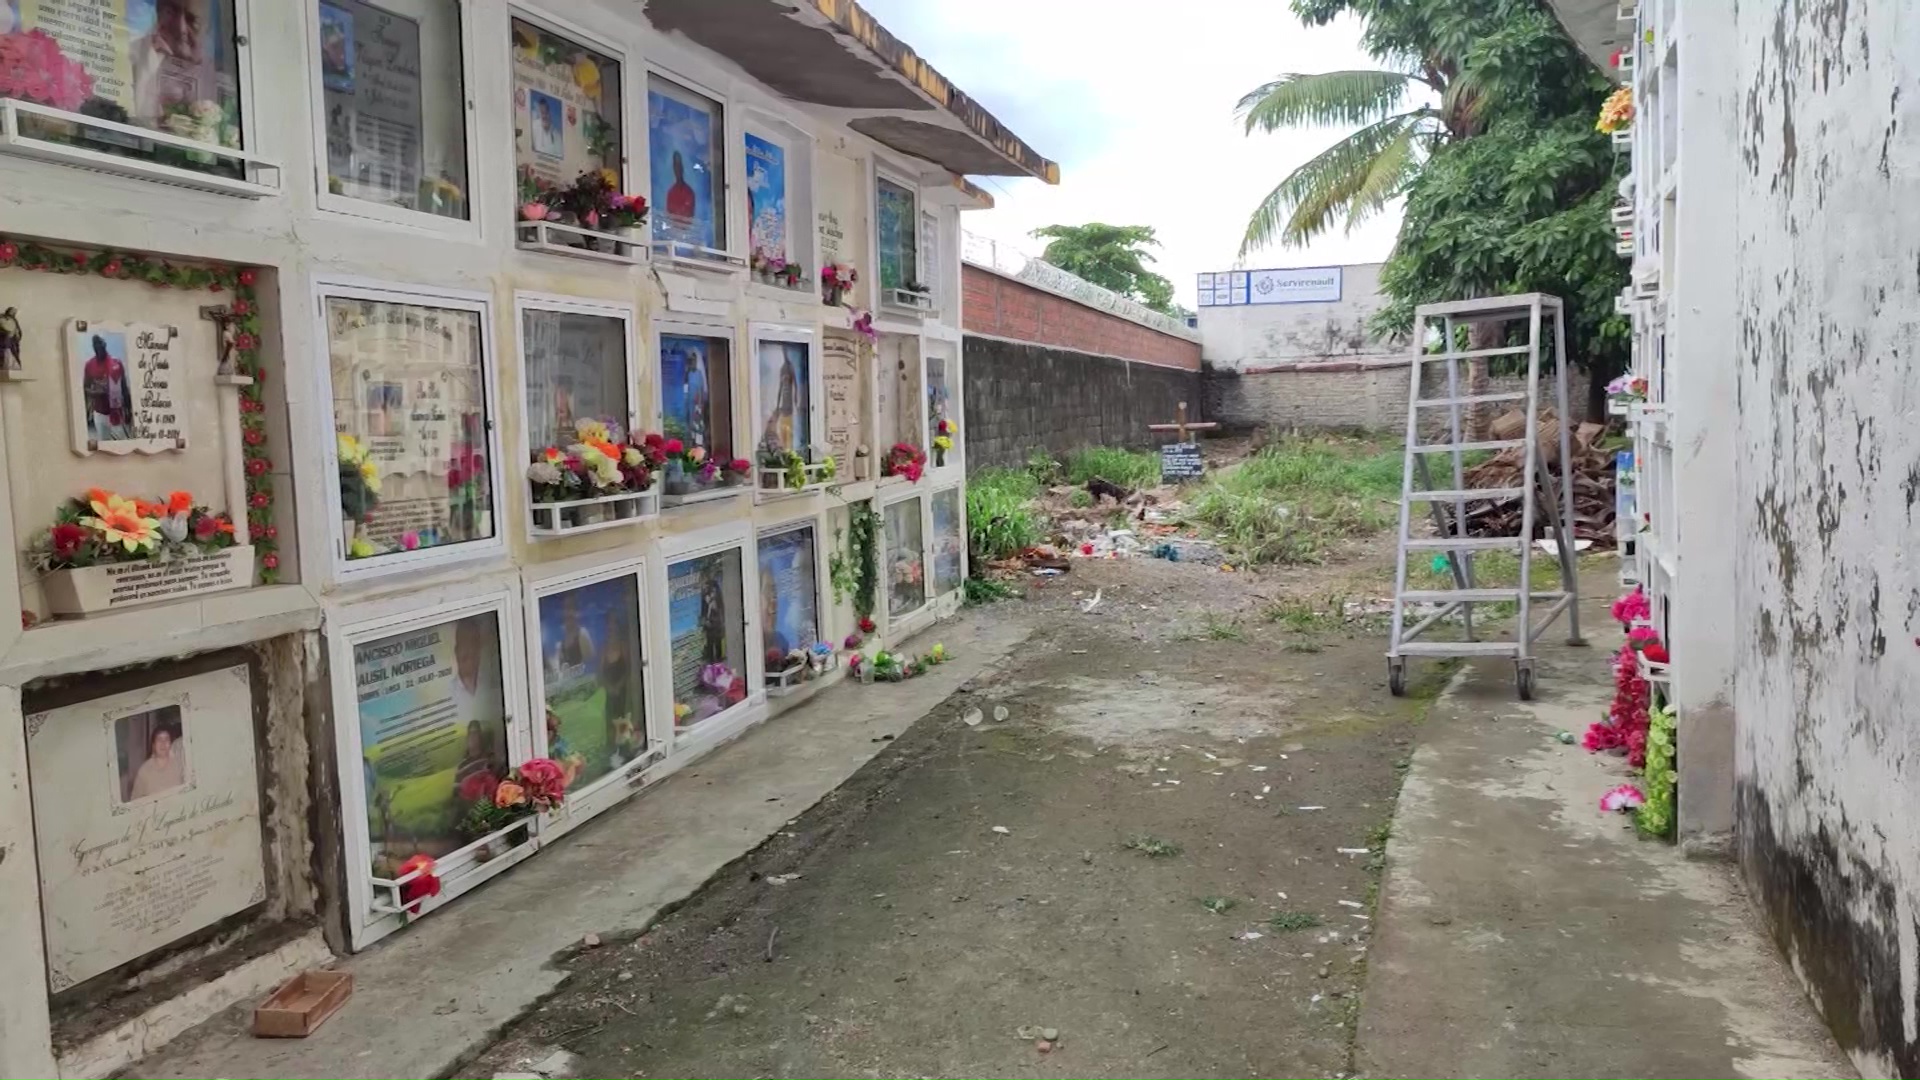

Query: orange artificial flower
left=85, top=487, right=111, bottom=507
left=542, top=447, right=564, bottom=463
left=493, top=780, right=527, bottom=808
left=217, top=519, right=235, bottom=535
left=587, top=438, right=620, bottom=461
left=166, top=490, right=192, bottom=515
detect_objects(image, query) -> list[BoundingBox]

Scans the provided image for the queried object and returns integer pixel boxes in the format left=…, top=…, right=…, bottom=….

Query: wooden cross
left=1148, top=401, right=1218, bottom=442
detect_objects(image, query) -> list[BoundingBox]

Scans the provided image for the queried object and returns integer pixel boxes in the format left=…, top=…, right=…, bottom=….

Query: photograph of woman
left=116, top=706, right=188, bottom=803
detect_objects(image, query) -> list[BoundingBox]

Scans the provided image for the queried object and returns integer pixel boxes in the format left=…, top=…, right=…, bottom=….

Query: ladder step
left=1414, top=345, right=1533, bottom=362
left=1400, top=589, right=1522, bottom=602
left=1394, top=641, right=1522, bottom=656
left=1408, top=488, right=1524, bottom=501
left=1412, top=439, right=1526, bottom=454
left=1414, top=392, right=1529, bottom=407
left=1403, top=537, right=1524, bottom=551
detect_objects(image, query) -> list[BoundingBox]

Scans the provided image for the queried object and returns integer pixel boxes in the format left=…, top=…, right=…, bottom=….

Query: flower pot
left=610, top=496, right=640, bottom=519
left=43, top=545, right=255, bottom=616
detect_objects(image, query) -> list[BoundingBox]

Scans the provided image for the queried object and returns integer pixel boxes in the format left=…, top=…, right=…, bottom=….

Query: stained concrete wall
left=962, top=337, right=1201, bottom=471
left=1197, top=263, right=1397, bottom=372
left=1730, top=3, right=1920, bottom=1076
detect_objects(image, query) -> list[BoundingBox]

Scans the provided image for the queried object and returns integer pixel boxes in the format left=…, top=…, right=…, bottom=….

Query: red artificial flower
left=232, top=298, right=251, bottom=316
left=515, top=757, right=568, bottom=809
left=265, top=525, right=278, bottom=540
left=261, top=553, right=279, bottom=570
left=663, top=438, right=684, bottom=455
left=397, top=854, right=441, bottom=914
left=102, top=260, right=121, bottom=276
left=249, top=523, right=265, bottom=540
left=167, top=490, right=193, bottom=515
left=247, top=457, right=269, bottom=475
left=232, top=332, right=256, bottom=351
left=642, top=432, right=665, bottom=448
left=49, top=522, right=87, bottom=557
left=0, top=243, right=16, bottom=264
left=859, top=616, right=876, bottom=633
left=458, top=769, right=500, bottom=803
left=193, top=515, right=220, bottom=541
left=250, top=492, right=269, bottom=508
left=244, top=428, right=264, bottom=445
left=237, top=268, right=257, bottom=286
left=1642, top=641, right=1669, bottom=664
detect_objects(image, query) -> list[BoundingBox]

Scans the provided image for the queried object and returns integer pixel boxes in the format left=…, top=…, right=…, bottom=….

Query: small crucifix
left=200, top=303, right=240, bottom=377
left=1148, top=401, right=1218, bottom=442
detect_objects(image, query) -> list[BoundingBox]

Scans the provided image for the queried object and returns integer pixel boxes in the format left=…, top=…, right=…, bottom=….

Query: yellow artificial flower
left=622, top=447, right=643, bottom=467
left=81, top=493, right=160, bottom=553
left=358, top=458, right=383, bottom=494
left=575, top=58, right=603, bottom=98
left=598, top=166, right=619, bottom=189
left=575, top=418, right=611, bottom=444
left=933, top=435, right=953, bottom=451
left=337, top=432, right=363, bottom=464
left=348, top=536, right=376, bottom=559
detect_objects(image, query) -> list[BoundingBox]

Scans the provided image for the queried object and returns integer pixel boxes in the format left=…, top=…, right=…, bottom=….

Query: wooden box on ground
left=252, top=970, right=352, bottom=1038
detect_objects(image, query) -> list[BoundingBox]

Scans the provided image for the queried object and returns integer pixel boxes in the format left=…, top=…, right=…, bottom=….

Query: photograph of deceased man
left=115, top=705, right=188, bottom=803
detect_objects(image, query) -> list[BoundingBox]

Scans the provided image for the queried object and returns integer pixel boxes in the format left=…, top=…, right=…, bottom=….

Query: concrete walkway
left=128, top=614, right=1030, bottom=1080
left=1358, top=605, right=1851, bottom=1079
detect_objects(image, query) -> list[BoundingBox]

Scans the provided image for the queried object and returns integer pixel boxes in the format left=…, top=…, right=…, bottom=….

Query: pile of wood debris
left=1450, top=409, right=1620, bottom=549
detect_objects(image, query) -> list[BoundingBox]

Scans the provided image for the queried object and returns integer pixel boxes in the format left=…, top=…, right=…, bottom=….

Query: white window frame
left=756, top=512, right=831, bottom=673
left=746, top=321, right=826, bottom=475
left=0, top=1, right=279, bottom=197
left=522, top=552, right=662, bottom=840
left=330, top=583, right=532, bottom=950
left=871, top=159, right=926, bottom=313
left=739, top=108, right=816, bottom=295
left=315, top=277, right=509, bottom=585
left=643, top=65, right=742, bottom=268
left=505, top=5, right=636, bottom=227
left=878, top=487, right=932, bottom=634
left=653, top=314, right=744, bottom=470
left=654, top=520, right=763, bottom=754
left=306, top=0, right=484, bottom=237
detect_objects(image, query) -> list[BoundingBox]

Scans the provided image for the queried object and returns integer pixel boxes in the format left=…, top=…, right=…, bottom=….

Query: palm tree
left=1237, top=64, right=1484, bottom=254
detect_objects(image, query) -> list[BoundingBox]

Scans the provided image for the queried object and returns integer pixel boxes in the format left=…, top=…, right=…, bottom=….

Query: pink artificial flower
left=1600, top=784, right=1646, bottom=812
left=400, top=531, right=421, bottom=550
left=1611, top=586, right=1650, bottom=626
left=519, top=202, right=550, bottom=221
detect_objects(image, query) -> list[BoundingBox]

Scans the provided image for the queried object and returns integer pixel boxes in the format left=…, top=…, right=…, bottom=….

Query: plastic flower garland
left=1611, top=586, right=1650, bottom=627
left=0, top=237, right=277, bottom=581
left=1636, top=705, right=1677, bottom=838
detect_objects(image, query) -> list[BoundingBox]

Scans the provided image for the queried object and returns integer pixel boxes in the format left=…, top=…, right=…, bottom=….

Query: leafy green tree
left=1030, top=223, right=1181, bottom=316
left=1242, top=0, right=1628, bottom=405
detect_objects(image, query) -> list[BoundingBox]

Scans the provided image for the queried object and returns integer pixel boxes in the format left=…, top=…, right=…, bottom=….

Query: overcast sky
left=858, top=0, right=1406, bottom=310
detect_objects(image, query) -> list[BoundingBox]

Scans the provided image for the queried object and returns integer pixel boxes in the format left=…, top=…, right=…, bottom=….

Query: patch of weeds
left=1025, top=449, right=1064, bottom=486
left=1068, top=488, right=1093, bottom=509
left=1283, top=637, right=1325, bottom=653
left=967, top=468, right=1042, bottom=562
left=1189, top=434, right=1404, bottom=566
left=1268, top=910, right=1323, bottom=932
left=1202, top=613, right=1244, bottom=641
left=964, top=576, right=1021, bottom=606
left=1066, top=446, right=1160, bottom=490
left=1123, top=834, right=1182, bottom=859
left=1406, top=551, right=1565, bottom=622
left=1366, top=819, right=1392, bottom=850
left=1200, top=896, right=1236, bottom=915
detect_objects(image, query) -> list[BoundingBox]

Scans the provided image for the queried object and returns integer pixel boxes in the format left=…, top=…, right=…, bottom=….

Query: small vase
left=611, top=496, right=639, bottom=519
left=934, top=447, right=947, bottom=468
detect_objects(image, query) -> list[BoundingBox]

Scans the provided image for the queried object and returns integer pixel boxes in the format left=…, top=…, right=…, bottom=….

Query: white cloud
left=859, top=0, right=1406, bottom=308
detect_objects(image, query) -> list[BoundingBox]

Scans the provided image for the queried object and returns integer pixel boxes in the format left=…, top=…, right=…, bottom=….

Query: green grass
left=963, top=576, right=1021, bottom=606
left=966, top=467, right=1043, bottom=562
left=1268, top=910, right=1324, bottom=932
left=1188, top=434, right=1404, bottom=565
left=1264, top=596, right=1345, bottom=633
left=1123, top=834, right=1182, bottom=858
left=1025, top=449, right=1064, bottom=487
left=1200, top=896, right=1237, bottom=915
left=1406, top=549, right=1565, bottom=619
left=1066, top=446, right=1161, bottom=490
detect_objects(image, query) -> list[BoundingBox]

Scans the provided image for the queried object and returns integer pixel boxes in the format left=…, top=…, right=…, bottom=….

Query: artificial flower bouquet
left=1605, top=373, right=1649, bottom=406
left=527, top=420, right=665, bottom=527
left=882, top=442, right=927, bottom=483
left=518, top=166, right=648, bottom=233
left=757, top=446, right=837, bottom=492
left=751, top=250, right=807, bottom=289
left=932, top=419, right=957, bottom=465
left=1596, top=86, right=1633, bottom=134
left=821, top=262, right=858, bottom=305
left=456, top=756, right=569, bottom=843
left=32, top=488, right=236, bottom=570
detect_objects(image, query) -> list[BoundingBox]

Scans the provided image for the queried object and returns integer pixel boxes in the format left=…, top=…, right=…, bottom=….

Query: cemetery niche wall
left=0, top=239, right=280, bottom=624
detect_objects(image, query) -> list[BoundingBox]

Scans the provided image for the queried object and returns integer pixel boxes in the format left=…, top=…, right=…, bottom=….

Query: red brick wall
left=962, top=263, right=1201, bottom=371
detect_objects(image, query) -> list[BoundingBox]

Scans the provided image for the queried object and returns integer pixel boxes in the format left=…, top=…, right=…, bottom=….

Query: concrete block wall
left=963, top=337, right=1201, bottom=471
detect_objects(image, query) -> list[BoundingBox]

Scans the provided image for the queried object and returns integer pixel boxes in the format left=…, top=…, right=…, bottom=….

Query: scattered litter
left=1080, top=588, right=1104, bottom=613
left=1042, top=1027, right=1060, bottom=1041
left=1348, top=913, right=1371, bottom=921
left=1298, top=805, right=1327, bottom=811
left=1555, top=730, right=1576, bottom=745
left=991, top=826, right=1011, bottom=835
left=1165, top=779, right=1180, bottom=785
left=1033, top=567, right=1064, bottom=577
left=1261, top=785, right=1271, bottom=795
left=994, top=705, right=1010, bottom=722
left=1311, top=993, right=1325, bottom=1004
left=582, top=932, right=601, bottom=948
left=1601, top=784, right=1646, bottom=812
left=766, top=873, right=801, bottom=885
left=962, top=708, right=983, bottom=727
left=1277, top=891, right=1288, bottom=899
left=1203, top=751, right=1219, bottom=761
left=1036, top=1039, right=1054, bottom=1053
left=1338, top=900, right=1365, bottom=909
left=1236, top=930, right=1265, bottom=941
left=1250, top=765, right=1268, bottom=772
left=1071, top=648, right=1088, bottom=654
left=1337, top=847, right=1369, bottom=855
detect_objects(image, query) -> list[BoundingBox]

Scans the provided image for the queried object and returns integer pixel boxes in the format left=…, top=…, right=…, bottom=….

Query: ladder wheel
left=1516, top=664, right=1535, bottom=702
left=1388, top=660, right=1407, bottom=697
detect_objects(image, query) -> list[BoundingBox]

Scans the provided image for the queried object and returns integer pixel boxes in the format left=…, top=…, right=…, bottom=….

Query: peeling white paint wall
left=1731, top=2, right=1920, bottom=1075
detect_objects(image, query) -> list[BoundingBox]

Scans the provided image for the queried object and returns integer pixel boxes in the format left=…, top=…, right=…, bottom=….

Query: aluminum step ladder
left=1386, top=293, right=1584, bottom=700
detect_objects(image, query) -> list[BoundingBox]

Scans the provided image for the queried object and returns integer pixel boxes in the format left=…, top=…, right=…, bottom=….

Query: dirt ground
left=466, top=542, right=1450, bottom=1080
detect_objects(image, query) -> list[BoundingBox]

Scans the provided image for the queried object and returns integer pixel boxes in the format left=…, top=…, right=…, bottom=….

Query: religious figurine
left=0, top=307, right=21, bottom=372
left=201, top=303, right=238, bottom=376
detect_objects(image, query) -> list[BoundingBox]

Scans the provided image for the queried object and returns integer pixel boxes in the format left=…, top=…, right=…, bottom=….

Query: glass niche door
left=664, top=546, right=750, bottom=732
left=526, top=559, right=654, bottom=832
left=336, top=590, right=530, bottom=948
left=883, top=495, right=927, bottom=622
